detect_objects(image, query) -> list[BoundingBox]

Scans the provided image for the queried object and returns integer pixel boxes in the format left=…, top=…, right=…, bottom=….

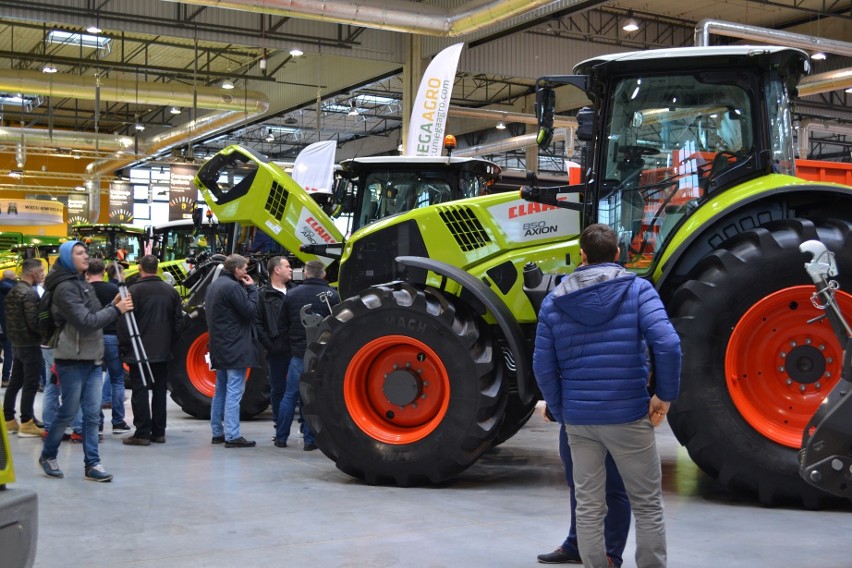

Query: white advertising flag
left=405, top=42, right=464, bottom=157
left=291, top=140, right=337, bottom=193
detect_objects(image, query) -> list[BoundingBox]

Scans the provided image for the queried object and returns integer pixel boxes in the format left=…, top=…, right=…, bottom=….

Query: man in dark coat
left=0, top=268, right=17, bottom=387
left=120, top=255, right=184, bottom=446
left=276, top=260, right=338, bottom=451
left=3, top=259, right=45, bottom=437
left=206, top=254, right=259, bottom=448
left=253, top=255, right=292, bottom=445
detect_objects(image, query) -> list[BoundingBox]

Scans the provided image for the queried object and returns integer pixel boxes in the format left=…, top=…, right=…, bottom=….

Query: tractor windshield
left=356, top=171, right=454, bottom=227
left=598, top=73, right=755, bottom=270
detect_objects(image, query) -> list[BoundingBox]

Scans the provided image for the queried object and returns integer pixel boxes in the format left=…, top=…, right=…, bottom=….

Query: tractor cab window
left=765, top=77, right=795, bottom=176
left=357, top=171, right=454, bottom=225
left=196, top=149, right=260, bottom=204
left=598, top=73, right=755, bottom=270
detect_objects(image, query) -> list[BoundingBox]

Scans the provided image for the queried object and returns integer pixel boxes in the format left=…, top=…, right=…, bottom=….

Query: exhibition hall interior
left=0, top=1, right=851, bottom=567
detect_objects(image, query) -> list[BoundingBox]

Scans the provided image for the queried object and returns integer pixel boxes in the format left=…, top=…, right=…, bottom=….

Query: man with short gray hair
left=206, top=254, right=260, bottom=448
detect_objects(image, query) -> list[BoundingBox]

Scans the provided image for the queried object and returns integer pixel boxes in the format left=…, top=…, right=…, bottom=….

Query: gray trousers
left=566, top=418, right=666, bottom=568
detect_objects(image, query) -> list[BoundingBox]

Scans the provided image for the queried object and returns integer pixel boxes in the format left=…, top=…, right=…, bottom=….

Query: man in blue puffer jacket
left=534, top=224, right=681, bottom=568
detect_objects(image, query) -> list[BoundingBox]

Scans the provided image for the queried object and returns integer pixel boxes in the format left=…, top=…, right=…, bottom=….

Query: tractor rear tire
left=302, top=283, right=506, bottom=486
left=168, top=316, right=269, bottom=420
left=667, top=218, right=852, bottom=507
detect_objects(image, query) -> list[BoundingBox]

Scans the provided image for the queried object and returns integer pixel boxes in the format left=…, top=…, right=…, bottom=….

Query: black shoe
left=151, top=435, right=166, bottom=443
left=112, top=421, right=131, bottom=434
left=537, top=547, right=582, bottom=564
left=225, top=437, right=256, bottom=448
left=274, top=438, right=287, bottom=448
left=211, top=435, right=225, bottom=444
left=303, top=442, right=318, bottom=452
left=123, top=436, right=151, bottom=446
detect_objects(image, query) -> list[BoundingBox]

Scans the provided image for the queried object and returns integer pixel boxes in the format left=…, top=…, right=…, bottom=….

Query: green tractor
left=194, top=45, right=851, bottom=506
left=175, top=146, right=503, bottom=419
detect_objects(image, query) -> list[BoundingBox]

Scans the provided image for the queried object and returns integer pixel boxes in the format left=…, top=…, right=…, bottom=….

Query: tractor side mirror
left=535, top=81, right=556, bottom=150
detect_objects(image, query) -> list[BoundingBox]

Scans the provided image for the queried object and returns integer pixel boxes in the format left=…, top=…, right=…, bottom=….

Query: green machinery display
left=192, top=46, right=852, bottom=506
left=170, top=147, right=503, bottom=419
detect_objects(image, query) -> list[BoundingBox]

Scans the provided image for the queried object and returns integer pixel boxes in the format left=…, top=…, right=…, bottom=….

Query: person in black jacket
left=3, top=259, right=45, bottom=437
left=120, top=255, right=184, bottom=446
left=0, top=269, right=17, bottom=387
left=85, top=259, right=131, bottom=435
left=206, top=254, right=260, bottom=448
left=253, top=256, right=293, bottom=446
left=276, top=260, right=339, bottom=451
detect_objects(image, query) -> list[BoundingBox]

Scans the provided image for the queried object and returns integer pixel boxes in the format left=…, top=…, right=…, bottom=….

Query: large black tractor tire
left=667, top=218, right=852, bottom=507
left=302, top=283, right=507, bottom=486
left=168, top=316, right=269, bottom=420
left=491, top=388, right=538, bottom=447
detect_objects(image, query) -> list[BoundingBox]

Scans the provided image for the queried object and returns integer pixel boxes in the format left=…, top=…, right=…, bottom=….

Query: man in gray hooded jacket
left=38, top=241, right=133, bottom=482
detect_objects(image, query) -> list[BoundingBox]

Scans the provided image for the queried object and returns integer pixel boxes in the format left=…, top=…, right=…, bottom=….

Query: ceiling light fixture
left=221, top=79, right=234, bottom=90
left=811, top=52, right=827, bottom=61
left=496, top=121, right=506, bottom=130
left=86, top=26, right=102, bottom=34
left=170, top=106, right=181, bottom=115
left=42, top=63, right=58, bottom=74
left=289, top=48, right=304, bottom=57
left=8, top=169, right=23, bottom=178
left=622, top=11, right=639, bottom=32
left=348, top=101, right=359, bottom=117
left=135, top=123, right=145, bottom=132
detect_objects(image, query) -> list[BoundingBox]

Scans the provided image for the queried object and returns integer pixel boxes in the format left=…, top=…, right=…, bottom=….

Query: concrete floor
left=5, top=390, right=852, bottom=568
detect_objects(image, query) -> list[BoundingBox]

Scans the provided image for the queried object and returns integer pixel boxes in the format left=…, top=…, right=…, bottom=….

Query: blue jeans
left=266, top=353, right=290, bottom=426
left=560, top=424, right=630, bottom=566
left=211, top=368, right=246, bottom=441
left=100, top=335, right=126, bottom=425
left=42, top=361, right=104, bottom=468
left=276, top=357, right=313, bottom=445
left=42, top=348, right=58, bottom=431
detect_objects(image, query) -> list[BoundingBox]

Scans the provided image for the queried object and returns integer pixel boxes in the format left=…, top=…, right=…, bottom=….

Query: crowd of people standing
left=2, top=244, right=340, bottom=481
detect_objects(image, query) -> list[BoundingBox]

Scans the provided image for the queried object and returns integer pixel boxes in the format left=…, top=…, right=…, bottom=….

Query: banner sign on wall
left=169, top=164, right=199, bottom=221
left=109, top=180, right=134, bottom=224
left=66, top=195, right=88, bottom=231
left=0, top=199, right=65, bottom=226
left=404, top=42, right=464, bottom=157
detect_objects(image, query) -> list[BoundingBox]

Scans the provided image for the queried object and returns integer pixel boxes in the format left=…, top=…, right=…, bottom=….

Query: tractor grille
left=265, top=181, right=289, bottom=220
left=438, top=206, right=491, bottom=252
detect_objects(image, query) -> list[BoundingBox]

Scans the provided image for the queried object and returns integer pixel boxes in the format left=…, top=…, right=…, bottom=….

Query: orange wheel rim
left=345, top=334, right=450, bottom=445
left=725, top=286, right=852, bottom=448
left=186, top=331, right=250, bottom=398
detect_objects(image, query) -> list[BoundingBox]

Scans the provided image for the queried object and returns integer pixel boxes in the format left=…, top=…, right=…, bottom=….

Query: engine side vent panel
left=265, top=181, right=289, bottom=220
left=439, top=206, right=491, bottom=252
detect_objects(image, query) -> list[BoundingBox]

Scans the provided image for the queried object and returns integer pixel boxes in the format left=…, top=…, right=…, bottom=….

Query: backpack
left=37, top=291, right=60, bottom=346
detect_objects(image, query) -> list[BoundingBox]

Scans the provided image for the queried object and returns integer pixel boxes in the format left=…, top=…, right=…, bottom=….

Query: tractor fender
left=395, top=255, right=535, bottom=405
left=654, top=182, right=852, bottom=298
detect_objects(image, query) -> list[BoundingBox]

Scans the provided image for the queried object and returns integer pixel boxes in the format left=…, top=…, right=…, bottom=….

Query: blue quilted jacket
left=533, top=263, right=681, bottom=425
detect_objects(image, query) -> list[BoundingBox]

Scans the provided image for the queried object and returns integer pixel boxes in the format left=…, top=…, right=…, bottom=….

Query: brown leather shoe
left=123, top=436, right=151, bottom=446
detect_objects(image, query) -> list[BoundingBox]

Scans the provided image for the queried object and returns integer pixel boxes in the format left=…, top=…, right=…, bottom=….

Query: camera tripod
left=113, top=263, right=154, bottom=388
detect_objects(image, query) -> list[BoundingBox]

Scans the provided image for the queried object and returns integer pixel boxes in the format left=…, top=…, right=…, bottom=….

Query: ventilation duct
left=158, top=0, right=561, bottom=36
left=694, top=19, right=852, bottom=96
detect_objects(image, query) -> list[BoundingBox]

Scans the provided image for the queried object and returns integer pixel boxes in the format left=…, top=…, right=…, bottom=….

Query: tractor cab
left=534, top=46, right=809, bottom=271
left=72, top=224, right=145, bottom=266
left=335, top=155, right=501, bottom=234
